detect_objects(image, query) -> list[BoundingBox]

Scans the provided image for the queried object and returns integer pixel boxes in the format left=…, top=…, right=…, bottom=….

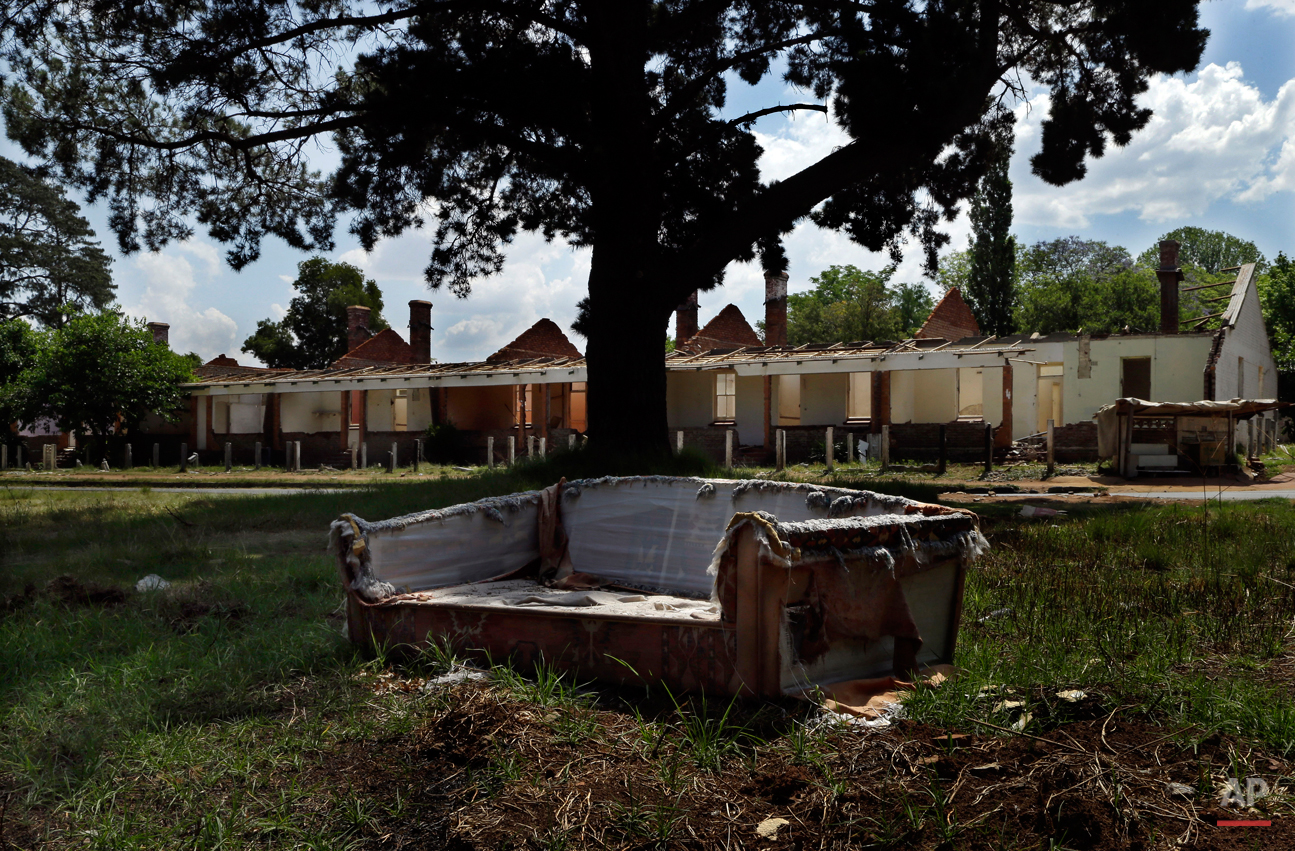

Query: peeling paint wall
left=1063, top=335, right=1212, bottom=425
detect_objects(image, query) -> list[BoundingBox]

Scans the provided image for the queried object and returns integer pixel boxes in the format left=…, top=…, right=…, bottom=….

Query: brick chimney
left=1156, top=240, right=1184, bottom=334
left=764, top=271, right=789, bottom=346
left=146, top=322, right=170, bottom=346
left=346, top=305, right=372, bottom=352
left=408, top=300, right=433, bottom=364
left=675, top=291, right=698, bottom=349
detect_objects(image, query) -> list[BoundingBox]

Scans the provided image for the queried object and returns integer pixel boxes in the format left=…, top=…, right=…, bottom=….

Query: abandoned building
left=43, top=238, right=1276, bottom=470
left=664, top=241, right=1279, bottom=465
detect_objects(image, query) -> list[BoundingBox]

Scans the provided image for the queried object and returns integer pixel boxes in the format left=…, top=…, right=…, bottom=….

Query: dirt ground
left=289, top=680, right=1294, bottom=851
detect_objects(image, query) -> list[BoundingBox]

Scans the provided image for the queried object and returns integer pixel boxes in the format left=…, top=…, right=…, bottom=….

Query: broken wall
left=1063, top=335, right=1212, bottom=425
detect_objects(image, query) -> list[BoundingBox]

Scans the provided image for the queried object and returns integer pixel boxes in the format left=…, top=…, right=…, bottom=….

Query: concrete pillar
left=846, top=430, right=853, bottom=464
left=360, top=442, right=367, bottom=470
left=776, top=429, right=785, bottom=471
left=938, top=424, right=947, bottom=475
left=676, top=430, right=684, bottom=454
left=568, top=433, right=576, bottom=451
left=488, top=436, right=495, bottom=468
left=293, top=441, right=301, bottom=472
left=180, top=442, right=188, bottom=472
left=528, top=435, right=535, bottom=458
left=124, top=444, right=132, bottom=470
left=825, top=426, right=834, bottom=471
left=2, top=445, right=7, bottom=470
left=984, top=423, right=993, bottom=475
left=725, top=429, right=734, bottom=468
left=539, top=437, right=546, bottom=457
left=224, top=442, right=232, bottom=472
left=254, top=441, right=262, bottom=470
left=153, top=443, right=160, bottom=469
left=390, top=442, right=398, bottom=472
left=350, top=447, right=357, bottom=470
left=1046, top=420, right=1055, bottom=476
left=414, top=439, right=422, bottom=472
left=507, top=436, right=516, bottom=465
left=881, top=425, right=890, bottom=469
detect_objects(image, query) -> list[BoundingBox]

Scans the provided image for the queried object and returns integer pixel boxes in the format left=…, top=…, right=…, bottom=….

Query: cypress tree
left=966, top=142, right=1017, bottom=337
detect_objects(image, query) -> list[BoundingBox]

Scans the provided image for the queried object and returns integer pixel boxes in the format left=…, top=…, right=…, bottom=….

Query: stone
left=135, top=574, right=170, bottom=592
left=1164, top=782, right=1195, bottom=799
left=755, top=818, right=789, bottom=840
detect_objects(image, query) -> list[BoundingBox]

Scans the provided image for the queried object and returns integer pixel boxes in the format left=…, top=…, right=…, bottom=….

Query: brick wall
left=886, top=421, right=991, bottom=462
left=1053, top=421, right=1098, bottom=462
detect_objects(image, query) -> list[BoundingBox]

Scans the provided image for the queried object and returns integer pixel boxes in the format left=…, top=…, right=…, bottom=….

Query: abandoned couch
left=332, top=476, right=987, bottom=696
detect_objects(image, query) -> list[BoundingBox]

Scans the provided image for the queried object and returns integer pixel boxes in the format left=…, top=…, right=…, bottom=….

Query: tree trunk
left=583, top=244, right=673, bottom=456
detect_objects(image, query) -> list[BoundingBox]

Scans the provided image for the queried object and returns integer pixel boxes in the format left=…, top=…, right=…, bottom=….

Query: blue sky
left=7, top=1, right=1295, bottom=364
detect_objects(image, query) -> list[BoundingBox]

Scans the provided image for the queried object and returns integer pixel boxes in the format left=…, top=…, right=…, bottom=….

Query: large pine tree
left=0, top=1, right=1208, bottom=452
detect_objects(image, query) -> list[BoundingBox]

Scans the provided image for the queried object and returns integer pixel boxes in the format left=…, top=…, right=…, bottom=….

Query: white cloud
left=1011, top=62, right=1295, bottom=226
left=1246, top=0, right=1295, bottom=15
left=335, top=229, right=590, bottom=363
left=123, top=241, right=238, bottom=359
left=754, top=109, right=848, bottom=184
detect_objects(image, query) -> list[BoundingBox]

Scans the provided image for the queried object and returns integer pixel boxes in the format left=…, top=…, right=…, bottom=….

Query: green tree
left=241, top=257, right=388, bottom=369
left=1137, top=227, right=1267, bottom=275
left=893, top=282, right=935, bottom=338
left=1258, top=253, right=1295, bottom=374
left=0, top=319, right=40, bottom=444
left=787, top=266, right=903, bottom=344
left=2, top=1, right=1208, bottom=452
left=0, top=156, right=114, bottom=327
left=1015, top=238, right=1157, bottom=334
left=22, top=310, right=194, bottom=460
left=933, top=249, right=973, bottom=293
left=964, top=140, right=1017, bottom=336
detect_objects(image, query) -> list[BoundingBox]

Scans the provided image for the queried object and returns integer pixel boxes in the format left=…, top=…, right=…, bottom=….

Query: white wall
left=1216, top=284, right=1278, bottom=401
left=1063, top=335, right=1213, bottom=425
left=734, top=375, right=764, bottom=445
left=981, top=367, right=1003, bottom=427
left=366, top=389, right=394, bottom=432
left=282, top=391, right=342, bottom=434
left=667, top=371, right=716, bottom=427
left=912, top=370, right=956, bottom=423
left=890, top=371, right=915, bottom=423
left=1010, top=360, right=1037, bottom=440
left=800, top=373, right=848, bottom=425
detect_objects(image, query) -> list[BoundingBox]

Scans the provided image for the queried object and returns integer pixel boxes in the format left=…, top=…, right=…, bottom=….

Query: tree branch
left=658, top=32, right=826, bottom=125
left=727, top=103, right=827, bottom=126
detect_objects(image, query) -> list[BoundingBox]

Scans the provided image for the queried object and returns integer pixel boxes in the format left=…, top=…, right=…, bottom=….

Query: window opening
left=715, top=373, right=736, bottom=422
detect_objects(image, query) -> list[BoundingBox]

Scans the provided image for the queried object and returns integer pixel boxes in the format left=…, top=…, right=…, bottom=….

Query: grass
left=1, top=466, right=1294, bottom=847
